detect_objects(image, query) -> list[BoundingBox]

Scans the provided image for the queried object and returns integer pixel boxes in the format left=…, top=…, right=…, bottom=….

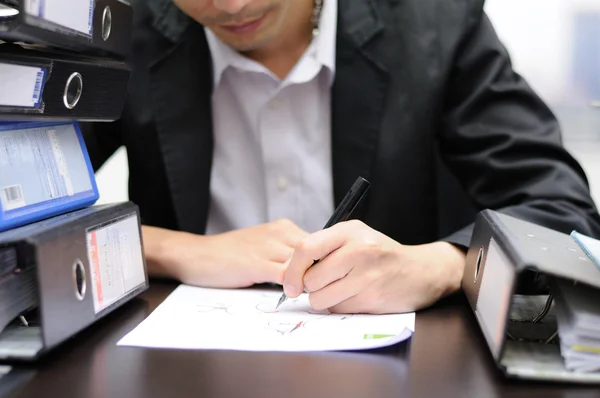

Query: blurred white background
left=95, top=0, right=600, bottom=205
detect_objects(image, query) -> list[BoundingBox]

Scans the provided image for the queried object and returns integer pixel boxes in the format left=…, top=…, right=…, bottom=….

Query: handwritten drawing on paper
left=117, top=285, right=415, bottom=352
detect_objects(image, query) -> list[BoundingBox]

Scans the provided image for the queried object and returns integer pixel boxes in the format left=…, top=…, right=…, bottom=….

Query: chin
left=222, top=33, right=276, bottom=53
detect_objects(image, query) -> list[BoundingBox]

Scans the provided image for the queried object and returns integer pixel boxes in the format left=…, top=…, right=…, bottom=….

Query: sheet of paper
left=117, top=285, right=415, bottom=352
left=0, top=365, right=10, bottom=378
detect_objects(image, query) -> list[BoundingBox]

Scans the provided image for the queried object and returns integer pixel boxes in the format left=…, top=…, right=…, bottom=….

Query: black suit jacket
left=82, top=0, right=600, bottom=249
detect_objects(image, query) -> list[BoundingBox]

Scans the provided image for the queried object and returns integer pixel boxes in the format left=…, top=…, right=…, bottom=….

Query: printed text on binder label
left=25, top=0, right=94, bottom=36
left=87, top=214, right=146, bottom=315
left=0, top=64, right=46, bottom=108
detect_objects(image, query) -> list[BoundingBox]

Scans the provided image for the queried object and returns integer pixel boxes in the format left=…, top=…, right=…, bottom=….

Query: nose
left=213, top=0, right=253, bottom=14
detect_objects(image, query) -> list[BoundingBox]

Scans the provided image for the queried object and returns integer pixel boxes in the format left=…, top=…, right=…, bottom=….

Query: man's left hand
left=282, top=220, right=466, bottom=314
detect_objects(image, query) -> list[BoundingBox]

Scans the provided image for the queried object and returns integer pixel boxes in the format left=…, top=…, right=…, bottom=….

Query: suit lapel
left=145, top=0, right=391, bottom=232
left=148, top=22, right=214, bottom=234
left=332, top=0, right=390, bottom=219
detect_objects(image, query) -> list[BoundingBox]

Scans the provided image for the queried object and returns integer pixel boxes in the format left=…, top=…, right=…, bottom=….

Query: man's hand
left=143, top=219, right=308, bottom=289
left=282, top=220, right=466, bottom=314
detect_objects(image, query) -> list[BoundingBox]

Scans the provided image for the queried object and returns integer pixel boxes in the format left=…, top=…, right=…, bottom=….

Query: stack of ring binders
left=0, top=0, right=148, bottom=381
left=0, top=0, right=132, bottom=121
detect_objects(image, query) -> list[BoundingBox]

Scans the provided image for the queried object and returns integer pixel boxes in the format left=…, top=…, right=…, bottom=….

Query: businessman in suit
left=83, top=0, right=600, bottom=314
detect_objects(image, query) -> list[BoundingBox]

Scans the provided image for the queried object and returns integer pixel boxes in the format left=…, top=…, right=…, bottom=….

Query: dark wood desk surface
left=5, top=282, right=600, bottom=398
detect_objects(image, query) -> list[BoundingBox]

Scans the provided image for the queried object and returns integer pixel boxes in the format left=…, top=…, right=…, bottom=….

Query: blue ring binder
left=0, top=121, right=99, bottom=232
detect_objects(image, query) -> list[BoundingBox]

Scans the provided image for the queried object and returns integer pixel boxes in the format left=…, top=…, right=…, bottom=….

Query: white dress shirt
left=204, top=0, right=337, bottom=235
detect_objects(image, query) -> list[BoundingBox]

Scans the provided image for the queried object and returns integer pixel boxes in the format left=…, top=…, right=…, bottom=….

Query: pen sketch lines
left=195, top=303, right=237, bottom=315
left=255, top=299, right=302, bottom=314
left=264, top=313, right=354, bottom=337
left=192, top=294, right=355, bottom=338
left=266, top=320, right=306, bottom=336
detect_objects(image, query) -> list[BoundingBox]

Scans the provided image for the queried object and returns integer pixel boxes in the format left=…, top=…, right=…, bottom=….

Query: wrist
left=434, top=241, right=466, bottom=295
left=142, top=226, right=208, bottom=280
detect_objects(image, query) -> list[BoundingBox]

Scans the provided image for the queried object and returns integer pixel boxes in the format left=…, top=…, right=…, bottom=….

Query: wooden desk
left=5, top=282, right=600, bottom=398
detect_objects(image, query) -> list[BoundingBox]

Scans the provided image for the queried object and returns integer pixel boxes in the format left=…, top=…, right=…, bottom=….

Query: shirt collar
left=205, top=0, right=337, bottom=88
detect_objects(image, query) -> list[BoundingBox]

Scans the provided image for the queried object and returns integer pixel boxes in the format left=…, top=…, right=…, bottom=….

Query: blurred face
left=172, top=0, right=292, bottom=52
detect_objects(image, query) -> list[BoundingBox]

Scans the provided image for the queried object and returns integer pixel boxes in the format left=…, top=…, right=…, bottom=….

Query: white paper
left=118, top=285, right=415, bottom=352
left=0, top=365, right=10, bottom=377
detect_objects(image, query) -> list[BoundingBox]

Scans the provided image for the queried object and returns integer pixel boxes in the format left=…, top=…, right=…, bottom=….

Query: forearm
left=141, top=225, right=209, bottom=281
left=440, top=11, right=600, bottom=242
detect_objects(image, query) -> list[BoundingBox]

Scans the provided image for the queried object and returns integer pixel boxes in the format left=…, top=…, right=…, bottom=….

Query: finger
left=283, top=226, right=310, bottom=248
left=256, top=260, right=288, bottom=285
left=303, top=244, right=356, bottom=293
left=308, top=268, right=363, bottom=311
left=283, top=223, right=352, bottom=298
left=327, top=294, right=371, bottom=314
left=273, top=219, right=309, bottom=247
left=271, top=243, right=295, bottom=263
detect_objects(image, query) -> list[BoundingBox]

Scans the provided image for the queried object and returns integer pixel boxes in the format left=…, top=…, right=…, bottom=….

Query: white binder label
left=25, top=0, right=94, bottom=36
left=0, top=64, right=46, bottom=108
left=87, top=214, right=146, bottom=314
left=0, top=123, right=93, bottom=213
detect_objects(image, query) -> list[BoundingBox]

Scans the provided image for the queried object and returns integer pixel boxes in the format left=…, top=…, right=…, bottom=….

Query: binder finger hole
left=474, top=246, right=484, bottom=283
left=102, top=6, right=112, bottom=41
left=63, top=72, right=83, bottom=109
left=73, top=260, right=87, bottom=301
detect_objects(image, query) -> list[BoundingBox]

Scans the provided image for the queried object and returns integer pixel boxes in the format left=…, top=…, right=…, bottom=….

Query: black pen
left=276, top=176, right=371, bottom=309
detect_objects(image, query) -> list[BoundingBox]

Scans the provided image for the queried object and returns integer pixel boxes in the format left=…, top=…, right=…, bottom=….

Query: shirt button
left=277, top=177, right=288, bottom=191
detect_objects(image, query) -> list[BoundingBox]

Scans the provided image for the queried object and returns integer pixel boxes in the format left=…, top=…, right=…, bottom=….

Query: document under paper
left=553, top=278, right=600, bottom=373
left=117, top=285, right=415, bottom=352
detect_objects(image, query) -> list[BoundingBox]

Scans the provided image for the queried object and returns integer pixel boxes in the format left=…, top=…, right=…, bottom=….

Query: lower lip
left=221, top=15, right=266, bottom=35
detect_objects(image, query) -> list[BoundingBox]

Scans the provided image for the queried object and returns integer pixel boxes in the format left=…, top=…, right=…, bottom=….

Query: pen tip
left=276, top=294, right=286, bottom=309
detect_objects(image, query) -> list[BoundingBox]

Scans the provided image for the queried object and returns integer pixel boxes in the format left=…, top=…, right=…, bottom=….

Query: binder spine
left=0, top=121, right=99, bottom=232
left=0, top=0, right=133, bottom=58
left=34, top=202, right=148, bottom=351
left=0, top=46, right=130, bottom=121
left=464, top=210, right=517, bottom=360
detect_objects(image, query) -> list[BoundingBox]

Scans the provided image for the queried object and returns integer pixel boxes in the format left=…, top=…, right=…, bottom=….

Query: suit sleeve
left=79, top=119, right=123, bottom=172
left=439, top=9, right=600, bottom=249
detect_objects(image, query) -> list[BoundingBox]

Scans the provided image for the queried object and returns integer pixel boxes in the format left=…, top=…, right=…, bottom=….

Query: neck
left=243, top=0, right=315, bottom=79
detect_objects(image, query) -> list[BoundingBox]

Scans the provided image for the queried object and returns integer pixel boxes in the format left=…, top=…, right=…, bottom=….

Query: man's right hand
left=142, top=219, right=309, bottom=289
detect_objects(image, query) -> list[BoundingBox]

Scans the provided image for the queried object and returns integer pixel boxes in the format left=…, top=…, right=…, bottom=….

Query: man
left=83, top=0, right=600, bottom=314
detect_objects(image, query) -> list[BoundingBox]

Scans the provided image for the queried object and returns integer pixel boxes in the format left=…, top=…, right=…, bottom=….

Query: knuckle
left=346, top=219, right=364, bottom=229
left=356, top=240, right=381, bottom=261
left=277, top=218, right=294, bottom=228
left=294, top=238, right=313, bottom=255
left=363, top=239, right=380, bottom=252
left=269, top=218, right=292, bottom=232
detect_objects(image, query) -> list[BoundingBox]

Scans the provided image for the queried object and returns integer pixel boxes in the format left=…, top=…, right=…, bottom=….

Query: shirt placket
left=259, top=86, right=300, bottom=224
